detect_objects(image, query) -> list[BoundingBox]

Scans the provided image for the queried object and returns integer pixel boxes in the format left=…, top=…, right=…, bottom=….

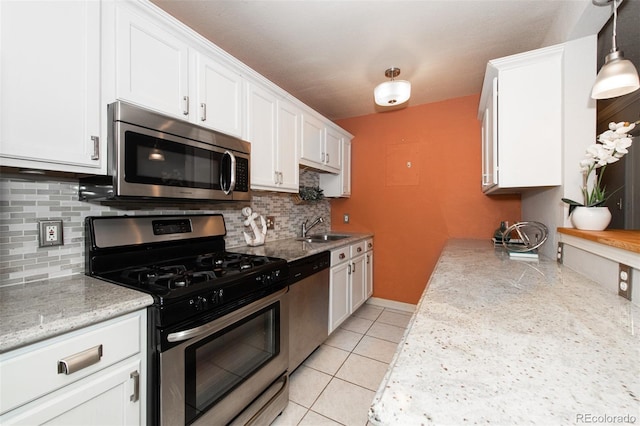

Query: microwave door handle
left=221, top=151, right=236, bottom=195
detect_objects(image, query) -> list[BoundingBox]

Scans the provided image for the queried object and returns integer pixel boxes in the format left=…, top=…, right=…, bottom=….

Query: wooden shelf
left=557, top=228, right=640, bottom=254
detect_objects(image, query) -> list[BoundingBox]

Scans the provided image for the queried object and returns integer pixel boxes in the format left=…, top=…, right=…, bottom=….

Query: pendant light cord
left=611, top=0, right=618, bottom=52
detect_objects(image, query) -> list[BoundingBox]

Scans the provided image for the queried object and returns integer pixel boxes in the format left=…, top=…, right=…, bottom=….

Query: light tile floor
left=272, top=303, right=413, bottom=426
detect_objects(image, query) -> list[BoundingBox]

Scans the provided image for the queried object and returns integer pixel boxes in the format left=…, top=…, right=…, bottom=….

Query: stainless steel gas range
left=85, top=214, right=289, bottom=425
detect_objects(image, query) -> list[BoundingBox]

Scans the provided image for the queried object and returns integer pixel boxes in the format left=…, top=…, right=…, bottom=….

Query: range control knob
left=263, top=273, right=273, bottom=285
left=210, top=289, right=223, bottom=305
left=190, top=296, right=208, bottom=311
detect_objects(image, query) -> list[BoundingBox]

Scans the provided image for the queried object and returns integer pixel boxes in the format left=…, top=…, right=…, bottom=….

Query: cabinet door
left=324, top=128, right=342, bottom=172
left=350, top=254, right=367, bottom=312
left=341, top=139, right=352, bottom=196
left=116, top=4, right=189, bottom=119
left=498, top=51, right=562, bottom=188
left=196, top=54, right=244, bottom=137
left=276, top=100, right=301, bottom=192
left=329, top=262, right=350, bottom=334
left=481, top=77, right=498, bottom=190
left=1, top=359, right=141, bottom=425
left=247, top=84, right=277, bottom=190
left=365, top=251, right=374, bottom=298
left=300, top=113, right=324, bottom=166
left=319, top=136, right=351, bottom=197
left=0, top=1, right=102, bottom=173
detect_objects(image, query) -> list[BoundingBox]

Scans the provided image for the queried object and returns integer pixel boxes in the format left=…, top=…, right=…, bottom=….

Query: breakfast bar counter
left=369, top=239, right=639, bottom=425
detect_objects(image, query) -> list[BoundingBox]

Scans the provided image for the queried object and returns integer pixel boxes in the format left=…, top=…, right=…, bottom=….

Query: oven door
left=112, top=121, right=249, bottom=201
left=160, top=288, right=289, bottom=426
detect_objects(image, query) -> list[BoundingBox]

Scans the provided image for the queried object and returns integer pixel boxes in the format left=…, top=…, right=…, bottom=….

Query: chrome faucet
left=301, top=216, right=324, bottom=238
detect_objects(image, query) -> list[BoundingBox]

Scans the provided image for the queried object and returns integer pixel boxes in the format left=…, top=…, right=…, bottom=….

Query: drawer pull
left=57, top=344, right=103, bottom=375
left=357, top=247, right=362, bottom=253
left=339, top=253, right=346, bottom=260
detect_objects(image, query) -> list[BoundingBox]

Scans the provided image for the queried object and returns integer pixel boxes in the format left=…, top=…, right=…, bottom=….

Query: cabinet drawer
left=364, top=238, right=373, bottom=252
left=350, top=241, right=366, bottom=257
left=330, top=246, right=350, bottom=265
left=0, top=311, right=142, bottom=414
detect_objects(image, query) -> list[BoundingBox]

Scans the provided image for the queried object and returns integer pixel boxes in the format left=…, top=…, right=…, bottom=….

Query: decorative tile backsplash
left=0, top=170, right=330, bottom=287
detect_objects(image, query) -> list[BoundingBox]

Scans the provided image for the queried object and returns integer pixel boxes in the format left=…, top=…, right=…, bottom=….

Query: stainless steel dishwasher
left=288, top=251, right=330, bottom=372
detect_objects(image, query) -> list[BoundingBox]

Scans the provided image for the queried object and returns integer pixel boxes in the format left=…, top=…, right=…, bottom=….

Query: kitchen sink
left=296, top=234, right=350, bottom=243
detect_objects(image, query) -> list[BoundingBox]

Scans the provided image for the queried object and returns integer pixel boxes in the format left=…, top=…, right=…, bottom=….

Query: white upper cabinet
left=194, top=53, right=244, bottom=137
left=0, top=0, right=103, bottom=173
left=320, top=134, right=352, bottom=197
left=276, top=100, right=301, bottom=191
left=247, top=83, right=299, bottom=192
left=300, top=113, right=341, bottom=173
left=301, top=113, right=325, bottom=166
left=115, top=3, right=190, bottom=119
left=478, top=44, right=563, bottom=194
left=324, top=127, right=342, bottom=171
left=115, top=3, right=244, bottom=137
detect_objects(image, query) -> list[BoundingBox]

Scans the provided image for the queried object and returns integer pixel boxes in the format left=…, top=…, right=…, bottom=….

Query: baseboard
left=366, top=297, right=416, bottom=313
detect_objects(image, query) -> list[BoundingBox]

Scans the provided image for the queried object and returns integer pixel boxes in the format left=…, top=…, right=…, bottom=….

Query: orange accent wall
left=332, top=94, right=521, bottom=304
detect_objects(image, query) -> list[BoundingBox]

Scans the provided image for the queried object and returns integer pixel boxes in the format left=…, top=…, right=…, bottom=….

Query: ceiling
left=150, top=0, right=610, bottom=121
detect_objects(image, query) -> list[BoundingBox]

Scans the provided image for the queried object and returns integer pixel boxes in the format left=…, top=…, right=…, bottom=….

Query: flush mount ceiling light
left=374, top=67, right=411, bottom=106
left=591, top=0, right=639, bottom=99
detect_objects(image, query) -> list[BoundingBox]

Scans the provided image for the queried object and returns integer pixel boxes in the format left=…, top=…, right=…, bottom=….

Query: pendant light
left=374, top=67, right=411, bottom=106
left=591, top=0, right=639, bottom=99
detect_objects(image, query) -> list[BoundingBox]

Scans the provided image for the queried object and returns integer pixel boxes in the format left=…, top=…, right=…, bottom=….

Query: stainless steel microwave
left=79, top=101, right=250, bottom=203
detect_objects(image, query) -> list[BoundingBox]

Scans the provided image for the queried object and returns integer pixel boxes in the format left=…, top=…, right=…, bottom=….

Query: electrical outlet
left=556, top=242, right=564, bottom=264
left=343, top=213, right=350, bottom=224
left=265, top=216, right=275, bottom=230
left=39, top=220, right=64, bottom=247
left=618, top=263, right=632, bottom=301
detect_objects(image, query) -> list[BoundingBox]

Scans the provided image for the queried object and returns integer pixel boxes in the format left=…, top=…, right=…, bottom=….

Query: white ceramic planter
left=571, top=206, right=612, bottom=231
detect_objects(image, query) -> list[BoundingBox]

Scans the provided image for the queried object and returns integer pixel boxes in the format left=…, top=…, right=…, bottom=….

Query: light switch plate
left=39, top=220, right=64, bottom=247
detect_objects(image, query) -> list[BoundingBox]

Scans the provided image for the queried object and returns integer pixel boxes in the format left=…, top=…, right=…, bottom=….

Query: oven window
left=184, top=303, right=280, bottom=425
left=124, top=131, right=222, bottom=189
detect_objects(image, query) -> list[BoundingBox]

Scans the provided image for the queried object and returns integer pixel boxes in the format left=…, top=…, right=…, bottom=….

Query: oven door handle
left=167, top=288, right=287, bottom=343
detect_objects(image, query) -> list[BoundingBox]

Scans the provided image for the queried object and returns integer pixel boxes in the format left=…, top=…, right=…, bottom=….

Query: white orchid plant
left=562, top=120, right=638, bottom=215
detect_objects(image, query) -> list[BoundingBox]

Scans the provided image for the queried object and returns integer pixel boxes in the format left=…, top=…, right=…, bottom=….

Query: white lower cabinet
left=329, top=257, right=351, bottom=334
left=365, top=238, right=374, bottom=299
left=0, top=310, right=146, bottom=425
left=329, top=239, right=373, bottom=334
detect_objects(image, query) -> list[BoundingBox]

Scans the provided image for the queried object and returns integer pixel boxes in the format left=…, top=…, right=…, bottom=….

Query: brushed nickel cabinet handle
left=183, top=96, right=189, bottom=116
left=130, top=370, right=140, bottom=402
left=90, top=136, right=99, bottom=160
left=57, top=344, right=103, bottom=375
left=200, top=103, right=207, bottom=121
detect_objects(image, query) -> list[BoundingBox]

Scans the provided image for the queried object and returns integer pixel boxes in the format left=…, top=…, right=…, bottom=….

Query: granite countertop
left=370, top=239, right=639, bottom=425
left=0, top=234, right=371, bottom=354
left=229, top=232, right=373, bottom=261
left=0, top=275, right=154, bottom=354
